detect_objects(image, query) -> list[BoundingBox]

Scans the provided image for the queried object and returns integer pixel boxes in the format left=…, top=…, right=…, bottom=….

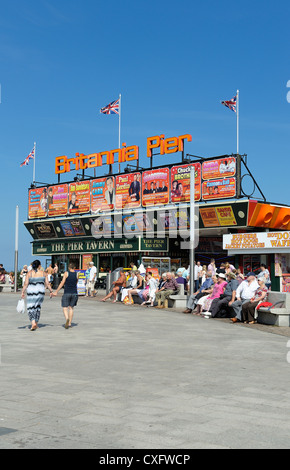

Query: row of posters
left=28, top=158, right=236, bottom=219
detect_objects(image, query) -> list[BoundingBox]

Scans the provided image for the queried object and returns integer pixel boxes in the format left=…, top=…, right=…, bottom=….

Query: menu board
left=116, top=173, right=141, bottom=210
left=91, top=177, right=115, bottom=212
left=28, top=187, right=48, bottom=219
left=202, top=178, right=236, bottom=200
left=142, top=168, right=170, bottom=207
left=47, top=184, right=68, bottom=217
left=202, top=157, right=236, bottom=180
left=68, top=182, right=90, bottom=215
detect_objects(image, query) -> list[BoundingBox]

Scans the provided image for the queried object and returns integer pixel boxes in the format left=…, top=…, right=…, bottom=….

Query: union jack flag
left=221, top=94, right=237, bottom=113
left=20, top=146, right=35, bottom=167
left=100, top=98, right=120, bottom=115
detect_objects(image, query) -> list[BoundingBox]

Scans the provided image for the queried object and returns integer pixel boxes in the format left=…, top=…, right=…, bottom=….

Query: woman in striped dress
left=21, top=260, right=53, bottom=331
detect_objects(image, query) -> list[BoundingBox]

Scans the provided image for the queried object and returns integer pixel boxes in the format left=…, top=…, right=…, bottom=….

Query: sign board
left=224, top=231, right=290, bottom=254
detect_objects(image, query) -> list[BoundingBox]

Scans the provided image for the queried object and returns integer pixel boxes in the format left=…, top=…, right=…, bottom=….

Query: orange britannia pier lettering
left=147, top=133, right=192, bottom=157
left=87, top=153, right=102, bottom=168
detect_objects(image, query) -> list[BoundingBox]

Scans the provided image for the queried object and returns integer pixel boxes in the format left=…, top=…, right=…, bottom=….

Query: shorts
left=61, top=293, right=78, bottom=308
left=87, top=280, right=95, bottom=290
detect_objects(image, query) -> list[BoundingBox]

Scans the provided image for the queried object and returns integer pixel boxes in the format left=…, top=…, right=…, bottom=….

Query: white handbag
left=16, top=298, right=25, bottom=314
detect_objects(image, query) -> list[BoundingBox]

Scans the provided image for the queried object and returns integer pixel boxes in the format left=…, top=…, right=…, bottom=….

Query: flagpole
left=118, top=94, right=121, bottom=173
left=236, top=90, right=239, bottom=154
left=33, top=142, right=36, bottom=184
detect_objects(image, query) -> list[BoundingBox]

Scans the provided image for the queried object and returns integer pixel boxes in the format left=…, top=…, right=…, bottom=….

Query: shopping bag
left=16, top=298, right=25, bottom=314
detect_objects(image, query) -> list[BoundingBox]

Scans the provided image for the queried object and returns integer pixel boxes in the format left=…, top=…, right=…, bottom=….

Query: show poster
left=122, top=214, right=137, bottom=234
left=202, top=178, right=236, bottom=200
left=60, top=219, right=86, bottom=237
left=202, top=157, right=236, bottom=180
left=47, top=184, right=68, bottom=217
left=134, top=212, right=154, bottom=232
left=91, top=177, right=115, bottom=212
left=142, top=168, right=170, bottom=207
left=75, top=270, right=86, bottom=296
left=115, top=173, right=141, bottom=210
left=68, top=182, right=90, bottom=215
left=157, top=211, right=177, bottom=230
left=171, top=163, right=201, bottom=203
left=90, top=216, right=114, bottom=237
left=173, top=209, right=190, bottom=230
left=28, top=187, right=48, bottom=219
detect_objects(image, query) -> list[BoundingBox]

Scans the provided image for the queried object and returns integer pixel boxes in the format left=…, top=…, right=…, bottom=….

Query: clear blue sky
left=1, top=0, right=290, bottom=271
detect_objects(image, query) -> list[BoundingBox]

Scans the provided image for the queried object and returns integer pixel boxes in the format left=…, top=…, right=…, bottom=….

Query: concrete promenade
left=1, top=291, right=290, bottom=449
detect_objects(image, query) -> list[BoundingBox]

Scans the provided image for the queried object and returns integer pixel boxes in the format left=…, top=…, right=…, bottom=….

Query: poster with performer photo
left=202, top=157, right=236, bottom=180
left=202, top=178, right=236, bottom=201
left=60, top=219, right=86, bottom=237
left=28, top=187, right=48, bottom=219
left=90, top=216, right=114, bottom=237
left=142, top=168, right=170, bottom=207
left=134, top=212, right=154, bottom=233
left=171, top=163, right=201, bottom=203
left=68, top=182, right=90, bottom=215
left=115, top=172, right=141, bottom=210
left=47, top=184, right=68, bottom=217
left=91, top=177, right=115, bottom=213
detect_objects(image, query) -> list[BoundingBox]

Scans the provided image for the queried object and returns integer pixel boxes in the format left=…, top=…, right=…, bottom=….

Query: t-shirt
left=89, top=266, right=97, bottom=281
left=209, top=281, right=227, bottom=300
left=224, top=279, right=239, bottom=297
left=253, top=286, right=268, bottom=301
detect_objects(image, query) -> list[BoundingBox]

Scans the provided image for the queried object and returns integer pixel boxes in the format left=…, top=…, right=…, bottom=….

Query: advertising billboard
left=47, top=184, right=68, bottom=217
left=115, top=172, right=141, bottom=210
left=68, top=181, right=90, bottom=215
left=171, top=163, right=201, bottom=203
left=142, top=168, right=170, bottom=207
left=91, top=177, right=115, bottom=213
left=28, top=187, right=48, bottom=219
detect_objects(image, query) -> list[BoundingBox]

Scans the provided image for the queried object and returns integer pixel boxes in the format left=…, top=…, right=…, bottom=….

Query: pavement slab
left=1, top=291, right=290, bottom=449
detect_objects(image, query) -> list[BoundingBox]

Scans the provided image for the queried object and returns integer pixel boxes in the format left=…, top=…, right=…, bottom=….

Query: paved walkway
left=1, top=291, right=290, bottom=449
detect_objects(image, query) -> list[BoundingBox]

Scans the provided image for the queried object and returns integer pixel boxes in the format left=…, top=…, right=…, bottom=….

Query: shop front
left=223, top=230, right=290, bottom=292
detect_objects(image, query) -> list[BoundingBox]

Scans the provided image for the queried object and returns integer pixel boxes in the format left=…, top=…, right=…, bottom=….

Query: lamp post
left=14, top=205, right=19, bottom=293
left=189, top=166, right=195, bottom=296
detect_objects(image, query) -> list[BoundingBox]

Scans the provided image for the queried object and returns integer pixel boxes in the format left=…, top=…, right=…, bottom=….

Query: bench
left=0, top=275, right=14, bottom=292
left=169, top=284, right=188, bottom=309
left=0, top=284, right=14, bottom=292
left=257, top=292, right=290, bottom=327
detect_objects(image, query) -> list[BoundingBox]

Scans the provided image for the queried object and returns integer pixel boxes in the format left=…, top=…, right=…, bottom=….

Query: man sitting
left=210, top=271, right=239, bottom=318
left=230, top=272, right=259, bottom=322
left=183, top=272, right=213, bottom=314
left=155, top=273, right=179, bottom=309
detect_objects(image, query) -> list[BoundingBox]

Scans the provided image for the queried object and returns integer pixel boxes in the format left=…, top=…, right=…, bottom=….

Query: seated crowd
left=99, top=259, right=271, bottom=323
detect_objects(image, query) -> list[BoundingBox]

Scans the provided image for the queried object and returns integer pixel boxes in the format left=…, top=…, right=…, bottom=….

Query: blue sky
left=1, top=0, right=290, bottom=271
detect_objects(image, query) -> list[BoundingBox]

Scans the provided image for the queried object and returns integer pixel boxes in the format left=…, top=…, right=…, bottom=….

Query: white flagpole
left=33, top=142, right=36, bottom=183
left=119, top=94, right=121, bottom=149
left=236, top=90, right=239, bottom=154
left=118, top=94, right=121, bottom=173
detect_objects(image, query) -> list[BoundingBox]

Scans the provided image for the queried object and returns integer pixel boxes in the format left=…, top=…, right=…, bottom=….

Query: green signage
left=32, top=237, right=168, bottom=256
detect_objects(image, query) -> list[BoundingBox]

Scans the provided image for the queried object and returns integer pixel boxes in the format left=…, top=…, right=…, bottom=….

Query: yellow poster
left=215, top=206, right=237, bottom=226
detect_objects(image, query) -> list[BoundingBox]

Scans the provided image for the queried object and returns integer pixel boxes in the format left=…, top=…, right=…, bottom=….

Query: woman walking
left=21, top=260, right=53, bottom=331
left=53, top=263, right=80, bottom=329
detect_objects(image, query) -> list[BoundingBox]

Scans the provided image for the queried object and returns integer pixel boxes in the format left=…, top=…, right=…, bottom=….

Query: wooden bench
left=257, top=292, right=290, bottom=327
